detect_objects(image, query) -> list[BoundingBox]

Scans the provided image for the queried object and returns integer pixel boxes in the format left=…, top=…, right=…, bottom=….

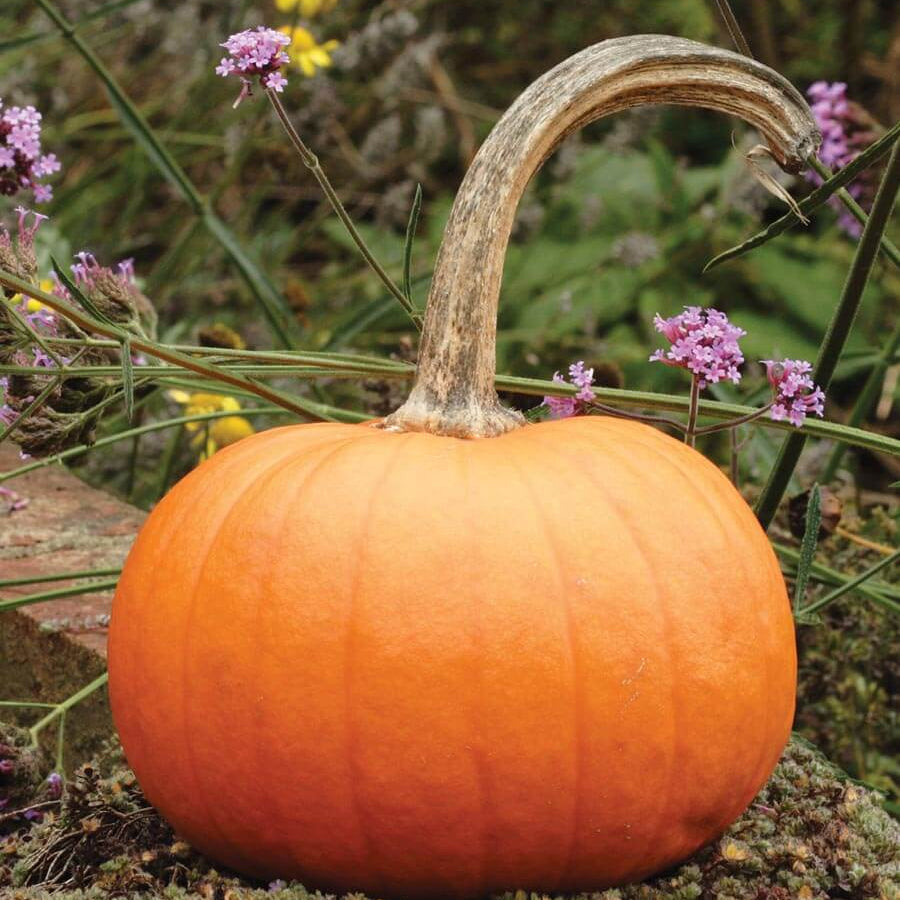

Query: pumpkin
left=109, top=35, right=818, bottom=900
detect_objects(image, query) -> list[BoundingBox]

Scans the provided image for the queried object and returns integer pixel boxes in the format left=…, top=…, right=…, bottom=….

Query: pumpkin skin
left=108, top=415, right=795, bottom=899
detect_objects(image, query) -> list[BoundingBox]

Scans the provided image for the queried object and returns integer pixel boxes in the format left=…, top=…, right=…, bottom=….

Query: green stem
left=798, top=549, right=900, bottom=617
left=0, top=568, right=121, bottom=589
left=0, top=405, right=365, bottom=485
left=755, top=140, right=900, bottom=529
left=266, top=90, right=422, bottom=330
left=500, top=375, right=899, bottom=456
left=821, top=320, right=900, bottom=481
left=694, top=401, right=773, bottom=434
left=685, top=376, right=701, bottom=446
left=705, top=122, right=900, bottom=271
left=1, top=579, right=120, bottom=613
left=0, top=270, right=323, bottom=420
left=773, top=543, right=900, bottom=603
left=809, top=155, right=900, bottom=264
left=33, top=0, right=296, bottom=347
left=28, top=672, right=109, bottom=744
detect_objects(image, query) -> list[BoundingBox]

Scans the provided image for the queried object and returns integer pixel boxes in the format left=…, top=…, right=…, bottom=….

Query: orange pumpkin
left=109, top=36, right=817, bottom=899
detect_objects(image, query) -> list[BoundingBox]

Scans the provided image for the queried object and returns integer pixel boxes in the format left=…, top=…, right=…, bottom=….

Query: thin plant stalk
left=809, top=156, right=900, bottom=264
left=755, top=139, right=900, bottom=529
left=694, top=401, right=774, bottom=435
left=0, top=568, right=121, bottom=589
left=799, top=549, right=900, bottom=617
left=34, top=0, right=297, bottom=347
left=28, top=672, right=109, bottom=744
left=821, top=320, right=900, bottom=481
left=0, top=270, right=327, bottom=420
left=266, top=89, right=422, bottom=329
left=0, top=579, right=120, bottom=613
left=685, top=376, right=701, bottom=446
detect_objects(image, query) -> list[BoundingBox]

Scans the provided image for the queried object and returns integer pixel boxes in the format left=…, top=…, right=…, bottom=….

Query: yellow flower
left=6, top=278, right=56, bottom=313
left=275, top=0, right=337, bottom=18
left=279, top=25, right=339, bottom=76
left=168, top=391, right=255, bottom=461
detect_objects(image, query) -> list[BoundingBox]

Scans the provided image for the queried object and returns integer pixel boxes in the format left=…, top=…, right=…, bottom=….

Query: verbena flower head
left=763, top=359, right=825, bottom=427
left=0, top=102, right=61, bottom=203
left=0, top=206, right=48, bottom=283
left=543, top=360, right=596, bottom=419
left=806, top=81, right=879, bottom=238
left=649, top=306, right=745, bottom=388
left=216, top=27, right=291, bottom=105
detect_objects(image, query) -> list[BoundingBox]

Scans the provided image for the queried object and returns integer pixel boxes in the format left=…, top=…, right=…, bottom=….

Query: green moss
left=1, top=737, right=897, bottom=900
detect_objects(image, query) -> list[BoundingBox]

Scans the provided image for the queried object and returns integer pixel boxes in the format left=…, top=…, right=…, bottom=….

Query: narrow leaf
left=403, top=183, right=423, bottom=304
left=49, top=256, right=115, bottom=326
left=35, top=0, right=297, bottom=348
left=121, top=335, right=134, bottom=422
left=705, top=122, right=900, bottom=271
left=799, top=549, right=900, bottom=617
left=793, top=484, right=821, bottom=615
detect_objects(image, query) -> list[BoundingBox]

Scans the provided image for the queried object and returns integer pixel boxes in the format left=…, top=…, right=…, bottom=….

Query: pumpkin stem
left=383, top=34, right=820, bottom=439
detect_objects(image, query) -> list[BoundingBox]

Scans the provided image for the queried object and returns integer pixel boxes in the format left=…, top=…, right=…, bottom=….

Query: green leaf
left=793, top=484, right=821, bottom=616
left=403, top=184, right=423, bottom=304
left=121, top=335, right=134, bottom=422
left=50, top=255, right=115, bottom=326
left=705, top=121, right=900, bottom=271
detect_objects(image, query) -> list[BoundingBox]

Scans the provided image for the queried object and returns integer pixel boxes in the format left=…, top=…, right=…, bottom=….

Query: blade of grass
left=0, top=568, right=121, bottom=589
left=821, top=321, right=900, bottom=481
left=774, top=544, right=900, bottom=604
left=713, top=0, right=754, bottom=57
left=403, top=183, right=423, bottom=304
left=705, top=122, right=900, bottom=271
left=0, top=270, right=324, bottom=420
left=792, top=484, right=821, bottom=614
left=0, top=579, right=120, bottom=613
left=0, top=0, right=146, bottom=54
left=34, top=0, right=297, bottom=348
left=121, top=336, right=134, bottom=422
left=755, top=140, right=900, bottom=529
left=0, top=405, right=366, bottom=485
left=798, top=549, right=900, bottom=617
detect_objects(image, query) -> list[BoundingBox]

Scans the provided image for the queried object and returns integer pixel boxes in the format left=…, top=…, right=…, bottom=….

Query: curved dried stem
left=385, top=34, right=819, bottom=438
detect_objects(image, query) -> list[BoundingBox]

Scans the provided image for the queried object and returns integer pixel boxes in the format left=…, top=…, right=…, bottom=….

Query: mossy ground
left=0, top=734, right=896, bottom=900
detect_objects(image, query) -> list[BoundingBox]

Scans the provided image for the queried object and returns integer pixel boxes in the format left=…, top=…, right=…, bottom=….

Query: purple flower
left=268, top=880, right=287, bottom=892
left=805, top=81, right=879, bottom=237
left=544, top=361, right=596, bottom=419
left=0, top=101, right=61, bottom=203
left=0, top=758, right=13, bottom=774
left=649, top=306, right=746, bottom=388
left=216, top=27, right=292, bottom=106
left=763, top=359, right=826, bottom=427
left=23, top=808, right=43, bottom=823
left=46, top=771, right=63, bottom=799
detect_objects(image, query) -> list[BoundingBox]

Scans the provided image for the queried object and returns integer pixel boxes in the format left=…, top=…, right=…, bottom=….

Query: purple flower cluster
left=544, top=361, right=596, bottom=419
left=649, top=306, right=746, bottom=388
left=806, top=81, right=878, bottom=238
left=71, top=250, right=135, bottom=293
left=763, top=359, right=826, bottom=427
left=216, top=27, right=291, bottom=104
left=0, top=101, right=61, bottom=203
